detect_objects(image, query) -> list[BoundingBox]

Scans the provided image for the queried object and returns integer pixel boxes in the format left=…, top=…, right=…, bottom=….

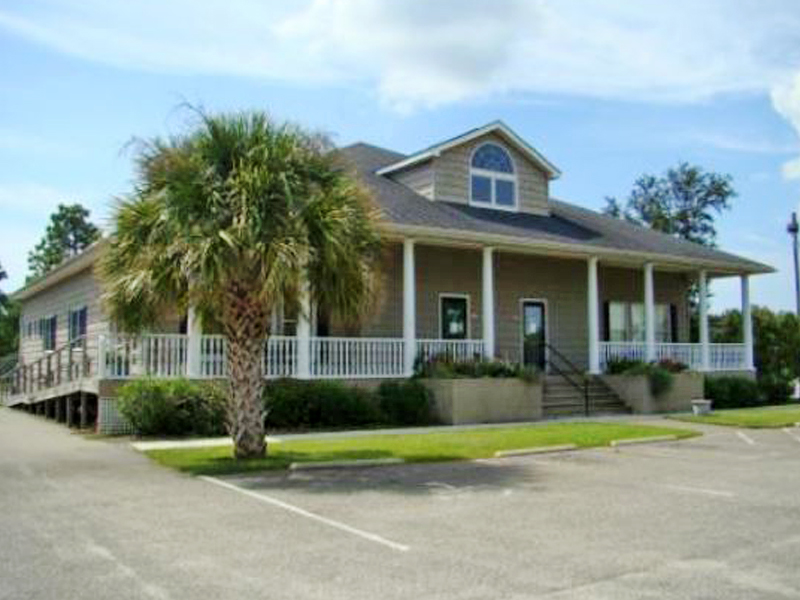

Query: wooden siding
left=432, top=132, right=550, bottom=216
left=17, top=267, right=109, bottom=368
left=389, top=161, right=434, bottom=199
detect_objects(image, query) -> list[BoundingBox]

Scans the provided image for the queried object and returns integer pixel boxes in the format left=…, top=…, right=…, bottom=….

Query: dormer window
left=469, top=143, right=517, bottom=210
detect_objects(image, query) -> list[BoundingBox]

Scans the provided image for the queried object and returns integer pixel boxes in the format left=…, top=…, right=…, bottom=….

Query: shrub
left=704, top=376, right=762, bottom=409
left=263, top=379, right=381, bottom=430
left=756, top=374, right=792, bottom=405
left=605, top=357, right=645, bottom=375
left=624, top=362, right=674, bottom=397
left=415, top=355, right=539, bottom=381
left=377, top=380, right=437, bottom=426
left=656, top=358, right=688, bottom=373
left=117, top=378, right=229, bottom=436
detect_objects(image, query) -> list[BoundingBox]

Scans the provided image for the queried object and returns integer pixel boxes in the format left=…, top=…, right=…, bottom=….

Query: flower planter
left=691, top=399, right=712, bottom=415
left=421, top=378, right=543, bottom=425
left=601, top=371, right=705, bottom=414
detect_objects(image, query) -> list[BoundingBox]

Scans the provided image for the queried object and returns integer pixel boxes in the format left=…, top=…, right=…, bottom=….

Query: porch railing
left=600, top=341, right=748, bottom=372
left=416, top=339, right=485, bottom=363
left=311, top=337, right=405, bottom=379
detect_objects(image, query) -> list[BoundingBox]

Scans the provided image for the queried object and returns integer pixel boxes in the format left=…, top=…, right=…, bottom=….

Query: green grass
left=669, top=404, right=800, bottom=429
left=145, top=422, right=698, bottom=476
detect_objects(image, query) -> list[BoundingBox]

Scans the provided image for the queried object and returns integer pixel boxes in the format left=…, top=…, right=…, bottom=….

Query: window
left=469, top=143, right=517, bottom=210
left=68, top=307, right=88, bottom=341
left=606, top=302, right=673, bottom=343
left=440, top=295, right=469, bottom=340
left=40, top=315, right=57, bottom=351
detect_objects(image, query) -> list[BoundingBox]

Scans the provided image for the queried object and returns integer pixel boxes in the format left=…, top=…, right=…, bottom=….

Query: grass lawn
left=145, top=422, right=697, bottom=476
left=669, top=404, right=800, bottom=429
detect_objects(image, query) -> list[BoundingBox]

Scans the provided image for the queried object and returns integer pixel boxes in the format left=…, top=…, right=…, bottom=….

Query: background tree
left=100, top=111, right=381, bottom=459
left=0, top=262, right=20, bottom=368
left=27, top=203, right=101, bottom=281
left=603, top=163, right=735, bottom=247
left=712, top=307, right=800, bottom=401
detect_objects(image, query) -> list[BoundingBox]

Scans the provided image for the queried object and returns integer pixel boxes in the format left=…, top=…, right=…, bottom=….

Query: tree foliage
left=0, top=262, right=20, bottom=360
left=99, top=110, right=382, bottom=458
left=27, top=203, right=101, bottom=281
left=603, top=163, right=735, bottom=247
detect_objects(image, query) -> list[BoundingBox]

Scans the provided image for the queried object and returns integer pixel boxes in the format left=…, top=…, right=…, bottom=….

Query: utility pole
left=788, top=212, right=800, bottom=316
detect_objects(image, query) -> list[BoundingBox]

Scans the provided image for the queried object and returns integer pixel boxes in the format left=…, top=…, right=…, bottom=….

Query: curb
left=610, top=435, right=678, bottom=447
left=493, top=444, right=578, bottom=458
left=288, top=458, right=405, bottom=471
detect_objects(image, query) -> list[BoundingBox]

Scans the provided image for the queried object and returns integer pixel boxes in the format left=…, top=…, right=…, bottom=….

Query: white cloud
left=689, top=132, right=800, bottom=155
left=771, top=73, right=800, bottom=180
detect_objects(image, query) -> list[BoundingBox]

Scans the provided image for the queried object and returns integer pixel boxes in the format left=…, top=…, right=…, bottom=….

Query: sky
left=1, top=0, right=800, bottom=313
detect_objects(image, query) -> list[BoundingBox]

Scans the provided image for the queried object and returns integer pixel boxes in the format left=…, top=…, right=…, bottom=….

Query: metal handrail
left=538, top=342, right=590, bottom=417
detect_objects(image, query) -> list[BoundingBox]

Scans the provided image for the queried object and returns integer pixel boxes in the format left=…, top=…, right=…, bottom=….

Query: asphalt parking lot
left=2, top=408, right=800, bottom=599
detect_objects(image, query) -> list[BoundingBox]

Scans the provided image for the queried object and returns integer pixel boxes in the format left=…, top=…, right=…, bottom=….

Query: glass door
left=440, top=296, right=468, bottom=340
left=522, top=300, right=546, bottom=369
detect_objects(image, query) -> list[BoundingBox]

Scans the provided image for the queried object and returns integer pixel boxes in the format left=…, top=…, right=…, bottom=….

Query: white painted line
left=664, top=484, right=735, bottom=498
left=782, top=428, right=800, bottom=444
left=200, top=476, right=410, bottom=552
left=288, top=458, right=404, bottom=471
left=736, top=431, right=756, bottom=446
left=494, top=444, right=578, bottom=458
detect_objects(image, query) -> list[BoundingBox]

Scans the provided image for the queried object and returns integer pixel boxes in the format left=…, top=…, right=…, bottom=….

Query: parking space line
left=736, top=431, right=756, bottom=446
left=782, top=428, right=800, bottom=444
left=663, top=484, right=735, bottom=498
left=200, top=476, right=410, bottom=552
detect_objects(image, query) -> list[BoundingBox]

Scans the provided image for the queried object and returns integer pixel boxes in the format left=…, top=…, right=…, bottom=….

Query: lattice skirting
left=97, top=397, right=135, bottom=435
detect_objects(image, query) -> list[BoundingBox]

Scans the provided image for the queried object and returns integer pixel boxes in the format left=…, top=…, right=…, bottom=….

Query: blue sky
left=1, top=0, right=800, bottom=312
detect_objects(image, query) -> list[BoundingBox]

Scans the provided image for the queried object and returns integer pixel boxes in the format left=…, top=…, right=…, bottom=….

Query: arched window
left=470, top=143, right=516, bottom=209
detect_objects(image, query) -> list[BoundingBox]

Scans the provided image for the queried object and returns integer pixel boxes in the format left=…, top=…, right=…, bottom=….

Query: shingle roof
left=338, top=142, right=773, bottom=275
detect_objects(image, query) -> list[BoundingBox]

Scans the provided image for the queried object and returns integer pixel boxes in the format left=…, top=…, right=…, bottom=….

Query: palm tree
left=100, top=111, right=381, bottom=458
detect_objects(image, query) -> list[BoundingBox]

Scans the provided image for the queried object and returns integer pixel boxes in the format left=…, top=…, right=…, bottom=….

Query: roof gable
left=375, top=121, right=561, bottom=180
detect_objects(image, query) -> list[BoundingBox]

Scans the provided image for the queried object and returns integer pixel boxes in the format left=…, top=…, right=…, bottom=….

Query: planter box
left=422, top=378, right=542, bottom=425
left=601, top=371, right=704, bottom=414
left=692, top=399, right=712, bottom=415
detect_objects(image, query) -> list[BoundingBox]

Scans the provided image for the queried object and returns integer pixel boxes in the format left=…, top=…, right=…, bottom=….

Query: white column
left=186, top=306, right=203, bottom=378
left=699, top=270, right=710, bottom=371
left=482, top=247, right=495, bottom=360
left=403, top=238, right=416, bottom=377
left=296, top=280, right=311, bottom=379
left=644, top=263, right=656, bottom=362
left=587, top=256, right=601, bottom=374
left=741, top=274, right=754, bottom=370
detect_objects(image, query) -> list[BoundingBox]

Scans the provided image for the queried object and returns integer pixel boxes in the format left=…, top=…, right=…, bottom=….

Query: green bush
left=415, top=355, right=539, bottom=382
left=605, top=357, right=645, bottom=375
left=377, top=380, right=437, bottom=426
left=756, top=374, right=792, bottom=405
left=624, top=362, right=674, bottom=397
left=656, top=358, right=688, bottom=373
left=704, top=376, right=762, bottom=409
left=263, top=379, right=382, bottom=430
left=117, top=378, right=229, bottom=436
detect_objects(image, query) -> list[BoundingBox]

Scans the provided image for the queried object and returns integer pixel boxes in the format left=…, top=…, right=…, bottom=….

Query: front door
left=522, top=300, right=546, bottom=369
left=440, top=295, right=468, bottom=340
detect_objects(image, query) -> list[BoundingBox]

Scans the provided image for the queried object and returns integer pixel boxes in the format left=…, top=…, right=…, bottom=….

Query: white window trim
left=519, top=297, right=549, bottom=371
left=438, top=293, right=472, bottom=340
left=607, top=301, right=673, bottom=343
left=468, top=142, right=518, bottom=211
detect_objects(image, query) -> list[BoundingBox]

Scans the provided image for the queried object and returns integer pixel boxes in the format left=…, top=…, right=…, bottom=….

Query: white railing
left=265, top=336, right=297, bottom=379
left=600, top=341, right=748, bottom=371
left=101, top=334, right=188, bottom=379
left=200, top=335, right=227, bottom=378
left=416, top=339, right=485, bottom=363
left=311, top=337, right=405, bottom=379
left=709, top=344, right=747, bottom=371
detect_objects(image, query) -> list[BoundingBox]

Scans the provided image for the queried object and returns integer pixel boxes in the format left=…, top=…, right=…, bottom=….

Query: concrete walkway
left=130, top=413, right=683, bottom=451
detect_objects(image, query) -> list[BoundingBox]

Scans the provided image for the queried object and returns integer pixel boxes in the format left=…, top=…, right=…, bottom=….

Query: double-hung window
left=68, top=306, right=88, bottom=342
left=606, top=301, right=674, bottom=343
left=470, top=143, right=517, bottom=210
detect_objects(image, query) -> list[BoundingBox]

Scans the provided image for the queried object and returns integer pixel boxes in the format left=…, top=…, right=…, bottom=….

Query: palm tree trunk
left=226, top=335, right=266, bottom=458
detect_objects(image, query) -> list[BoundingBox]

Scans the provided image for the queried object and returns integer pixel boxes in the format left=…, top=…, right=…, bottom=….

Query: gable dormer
left=378, top=121, right=560, bottom=216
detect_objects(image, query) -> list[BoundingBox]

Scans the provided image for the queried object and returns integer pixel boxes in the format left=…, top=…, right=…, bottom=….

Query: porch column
left=296, top=279, right=312, bottom=379
left=699, top=270, right=710, bottom=371
left=741, top=274, right=755, bottom=370
left=482, top=247, right=495, bottom=360
left=403, top=238, right=416, bottom=377
left=587, top=256, right=601, bottom=374
left=186, top=306, right=203, bottom=378
left=644, top=262, right=656, bottom=362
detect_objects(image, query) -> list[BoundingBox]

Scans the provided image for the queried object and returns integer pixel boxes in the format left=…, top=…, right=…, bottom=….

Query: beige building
left=1, top=121, right=773, bottom=431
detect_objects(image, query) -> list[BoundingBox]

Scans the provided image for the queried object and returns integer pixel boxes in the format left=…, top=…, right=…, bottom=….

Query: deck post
left=66, top=397, right=74, bottom=427
left=80, top=392, right=88, bottom=429
left=741, top=274, right=754, bottom=370
left=186, top=306, right=203, bottom=378
left=644, top=262, right=656, bottom=362
left=482, top=247, right=495, bottom=360
left=699, top=270, right=710, bottom=371
left=296, top=279, right=312, bottom=379
left=587, top=256, right=601, bottom=374
left=403, top=238, right=416, bottom=377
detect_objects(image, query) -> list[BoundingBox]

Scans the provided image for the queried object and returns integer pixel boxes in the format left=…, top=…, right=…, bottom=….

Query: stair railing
left=538, top=342, right=590, bottom=417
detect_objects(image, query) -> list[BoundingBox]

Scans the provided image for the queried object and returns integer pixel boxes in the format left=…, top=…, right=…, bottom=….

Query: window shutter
left=670, top=304, right=678, bottom=343
left=602, top=301, right=610, bottom=342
